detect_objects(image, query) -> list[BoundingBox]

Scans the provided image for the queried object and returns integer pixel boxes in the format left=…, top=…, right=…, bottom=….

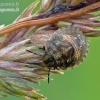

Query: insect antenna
left=48, top=68, right=50, bottom=84
left=26, top=49, right=43, bottom=56
left=26, top=49, right=33, bottom=53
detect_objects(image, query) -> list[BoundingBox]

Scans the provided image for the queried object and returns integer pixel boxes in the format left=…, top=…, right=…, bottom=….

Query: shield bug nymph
left=27, top=25, right=89, bottom=83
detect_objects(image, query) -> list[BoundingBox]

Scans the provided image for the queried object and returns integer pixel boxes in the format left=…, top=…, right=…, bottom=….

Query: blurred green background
left=0, top=0, right=100, bottom=100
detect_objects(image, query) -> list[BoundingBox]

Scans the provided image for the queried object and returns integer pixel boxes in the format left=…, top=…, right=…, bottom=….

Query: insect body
left=39, top=0, right=87, bottom=18
left=28, top=25, right=89, bottom=83
left=43, top=25, right=89, bottom=70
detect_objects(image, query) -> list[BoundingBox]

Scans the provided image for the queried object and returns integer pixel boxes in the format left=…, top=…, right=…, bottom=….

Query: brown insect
left=43, top=25, right=89, bottom=69
left=27, top=25, right=89, bottom=83
left=39, top=0, right=87, bottom=18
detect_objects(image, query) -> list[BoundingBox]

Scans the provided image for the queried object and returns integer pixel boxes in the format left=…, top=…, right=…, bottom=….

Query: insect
left=39, top=0, right=87, bottom=18
left=27, top=25, right=89, bottom=83
left=51, top=0, right=87, bottom=12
